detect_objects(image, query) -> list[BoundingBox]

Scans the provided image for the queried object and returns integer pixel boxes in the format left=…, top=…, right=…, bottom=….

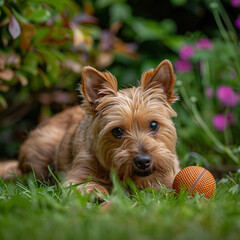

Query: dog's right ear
left=141, top=60, right=177, bottom=104
left=81, top=66, right=118, bottom=108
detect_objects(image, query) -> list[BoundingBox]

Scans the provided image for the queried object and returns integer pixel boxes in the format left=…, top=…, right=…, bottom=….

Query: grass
left=0, top=172, right=240, bottom=240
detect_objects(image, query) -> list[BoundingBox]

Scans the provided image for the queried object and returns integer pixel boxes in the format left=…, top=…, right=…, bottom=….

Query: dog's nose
left=133, top=154, right=152, bottom=170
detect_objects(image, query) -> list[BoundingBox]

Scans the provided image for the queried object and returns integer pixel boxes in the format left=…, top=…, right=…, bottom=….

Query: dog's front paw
left=84, top=182, right=109, bottom=195
left=64, top=180, right=109, bottom=202
left=77, top=182, right=109, bottom=202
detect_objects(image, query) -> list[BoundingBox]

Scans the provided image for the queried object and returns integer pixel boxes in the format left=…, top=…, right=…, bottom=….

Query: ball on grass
left=173, top=166, right=216, bottom=199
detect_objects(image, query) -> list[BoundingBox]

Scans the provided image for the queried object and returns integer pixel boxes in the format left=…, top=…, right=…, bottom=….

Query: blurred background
left=0, top=0, right=239, bottom=175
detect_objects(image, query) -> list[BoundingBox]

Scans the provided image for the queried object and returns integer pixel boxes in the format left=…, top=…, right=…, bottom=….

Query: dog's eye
left=112, top=127, right=124, bottom=139
left=150, top=121, right=159, bottom=133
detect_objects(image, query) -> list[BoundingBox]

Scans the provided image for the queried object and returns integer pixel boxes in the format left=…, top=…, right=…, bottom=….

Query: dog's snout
left=133, top=154, right=152, bottom=170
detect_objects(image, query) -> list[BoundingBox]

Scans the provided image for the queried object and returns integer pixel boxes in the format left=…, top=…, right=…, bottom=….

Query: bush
left=0, top=0, right=136, bottom=157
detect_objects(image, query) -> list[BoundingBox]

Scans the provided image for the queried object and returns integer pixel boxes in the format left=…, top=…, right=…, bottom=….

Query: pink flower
left=235, top=16, right=240, bottom=29
left=179, top=45, right=195, bottom=60
left=212, top=114, right=232, bottom=131
left=216, top=85, right=238, bottom=107
left=205, top=87, right=213, bottom=98
left=196, top=38, right=213, bottom=50
left=231, top=0, right=240, bottom=7
left=175, top=59, right=193, bottom=73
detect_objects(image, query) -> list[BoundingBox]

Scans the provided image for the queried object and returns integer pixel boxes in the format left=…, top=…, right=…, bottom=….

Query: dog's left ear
left=81, top=66, right=118, bottom=109
left=141, top=60, right=177, bottom=103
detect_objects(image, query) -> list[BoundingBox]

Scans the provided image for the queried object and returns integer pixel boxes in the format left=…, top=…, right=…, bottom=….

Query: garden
left=0, top=0, right=240, bottom=239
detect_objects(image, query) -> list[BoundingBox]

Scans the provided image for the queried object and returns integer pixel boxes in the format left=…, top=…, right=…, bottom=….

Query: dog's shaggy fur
left=0, top=60, right=180, bottom=195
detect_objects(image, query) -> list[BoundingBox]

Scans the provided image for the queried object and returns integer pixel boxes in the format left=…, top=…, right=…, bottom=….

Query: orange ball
left=173, top=166, right=216, bottom=199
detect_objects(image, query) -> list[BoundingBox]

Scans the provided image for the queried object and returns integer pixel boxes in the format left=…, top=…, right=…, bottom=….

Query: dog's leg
left=64, top=159, right=110, bottom=197
left=65, top=179, right=110, bottom=203
left=18, top=124, right=66, bottom=180
left=18, top=106, right=83, bottom=181
left=66, top=180, right=109, bottom=197
left=0, top=160, right=22, bottom=180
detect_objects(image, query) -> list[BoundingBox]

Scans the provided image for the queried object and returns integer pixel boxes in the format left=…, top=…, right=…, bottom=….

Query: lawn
left=0, top=172, right=240, bottom=240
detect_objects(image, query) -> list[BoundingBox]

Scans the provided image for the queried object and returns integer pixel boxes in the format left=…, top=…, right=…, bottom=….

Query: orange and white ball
left=173, top=166, right=216, bottom=199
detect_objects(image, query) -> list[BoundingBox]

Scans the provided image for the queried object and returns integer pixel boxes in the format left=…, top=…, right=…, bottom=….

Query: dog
left=0, top=60, right=180, bottom=196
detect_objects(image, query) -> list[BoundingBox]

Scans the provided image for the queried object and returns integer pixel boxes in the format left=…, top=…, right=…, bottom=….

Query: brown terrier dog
left=0, top=60, right=180, bottom=196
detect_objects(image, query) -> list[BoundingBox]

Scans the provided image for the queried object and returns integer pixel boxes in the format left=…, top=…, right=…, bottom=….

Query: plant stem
left=211, top=2, right=240, bottom=75
left=179, top=84, right=239, bottom=165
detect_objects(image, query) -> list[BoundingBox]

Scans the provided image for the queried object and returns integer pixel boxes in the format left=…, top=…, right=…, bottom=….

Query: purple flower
left=212, top=114, right=232, bottom=131
left=205, top=87, right=213, bottom=98
left=175, top=59, right=193, bottom=73
left=216, top=85, right=238, bottom=107
left=179, top=45, right=195, bottom=60
left=196, top=38, right=213, bottom=50
left=231, top=0, right=240, bottom=7
left=235, top=16, right=240, bottom=29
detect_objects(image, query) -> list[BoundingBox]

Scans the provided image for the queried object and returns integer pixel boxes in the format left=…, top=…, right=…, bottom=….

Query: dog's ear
left=141, top=60, right=177, bottom=103
left=81, top=66, right=118, bottom=108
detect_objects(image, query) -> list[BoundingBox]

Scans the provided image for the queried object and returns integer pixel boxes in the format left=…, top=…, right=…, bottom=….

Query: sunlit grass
left=0, top=172, right=240, bottom=240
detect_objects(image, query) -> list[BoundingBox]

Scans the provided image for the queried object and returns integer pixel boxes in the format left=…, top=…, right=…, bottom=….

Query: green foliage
left=0, top=0, right=136, bottom=109
left=0, top=0, right=137, bottom=157
left=174, top=1, right=240, bottom=166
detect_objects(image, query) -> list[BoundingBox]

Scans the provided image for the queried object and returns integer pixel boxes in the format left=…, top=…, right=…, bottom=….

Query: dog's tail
left=0, top=160, right=22, bottom=181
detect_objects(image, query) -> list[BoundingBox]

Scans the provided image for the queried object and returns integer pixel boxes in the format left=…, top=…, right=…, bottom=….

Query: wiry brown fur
left=0, top=60, right=180, bottom=195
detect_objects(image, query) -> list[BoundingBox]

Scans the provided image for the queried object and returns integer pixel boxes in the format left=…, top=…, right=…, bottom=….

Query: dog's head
left=81, top=60, right=180, bottom=189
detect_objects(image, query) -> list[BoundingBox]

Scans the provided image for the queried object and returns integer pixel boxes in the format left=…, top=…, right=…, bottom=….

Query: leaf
left=109, top=3, right=131, bottom=23
left=71, top=23, right=85, bottom=47
left=21, top=52, right=39, bottom=75
left=130, top=18, right=172, bottom=41
left=8, top=14, right=21, bottom=39
left=38, top=69, right=50, bottom=87
left=163, top=35, right=185, bottom=52
left=161, top=19, right=177, bottom=33
left=27, top=9, right=51, bottom=23
left=0, top=94, right=8, bottom=109
left=20, top=22, right=37, bottom=50
left=16, top=72, right=28, bottom=86
left=96, top=0, right=126, bottom=9
left=34, top=0, right=67, bottom=11
left=47, top=49, right=65, bottom=61
left=170, top=0, right=187, bottom=6
left=83, top=1, right=94, bottom=15
left=0, top=69, right=14, bottom=81
left=38, top=48, right=60, bottom=81
left=34, top=27, right=50, bottom=42
left=11, top=8, right=28, bottom=23
left=71, top=24, right=94, bottom=49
